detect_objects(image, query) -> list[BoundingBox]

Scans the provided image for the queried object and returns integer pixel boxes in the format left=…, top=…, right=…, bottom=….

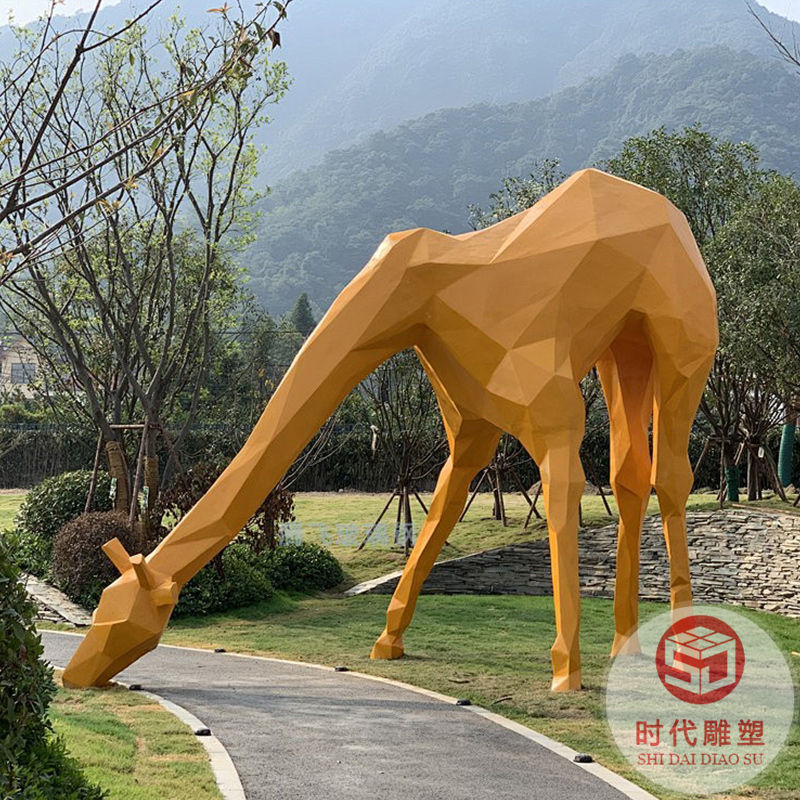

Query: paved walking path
left=42, top=631, right=648, bottom=800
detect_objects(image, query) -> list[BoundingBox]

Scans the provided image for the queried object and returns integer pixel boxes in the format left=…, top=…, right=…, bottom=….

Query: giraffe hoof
left=610, top=631, right=642, bottom=658
left=370, top=633, right=404, bottom=660
left=550, top=670, right=582, bottom=692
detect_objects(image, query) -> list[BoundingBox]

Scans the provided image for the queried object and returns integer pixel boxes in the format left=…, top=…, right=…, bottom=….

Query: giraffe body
left=64, top=169, right=718, bottom=692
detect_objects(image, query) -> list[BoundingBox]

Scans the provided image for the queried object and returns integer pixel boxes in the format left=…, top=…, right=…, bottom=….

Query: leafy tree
left=2, top=9, right=289, bottom=529
left=709, top=172, right=800, bottom=489
left=0, top=0, right=292, bottom=286
left=603, top=125, right=763, bottom=247
left=709, top=173, right=800, bottom=396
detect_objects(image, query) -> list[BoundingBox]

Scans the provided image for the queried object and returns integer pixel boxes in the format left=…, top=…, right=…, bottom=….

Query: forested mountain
left=268, top=0, right=798, bottom=174
left=245, top=47, right=800, bottom=313
left=3, top=1, right=798, bottom=316
left=2, top=0, right=794, bottom=177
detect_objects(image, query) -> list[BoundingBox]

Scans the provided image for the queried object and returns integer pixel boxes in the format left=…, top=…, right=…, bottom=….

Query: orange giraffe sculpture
left=63, top=168, right=717, bottom=692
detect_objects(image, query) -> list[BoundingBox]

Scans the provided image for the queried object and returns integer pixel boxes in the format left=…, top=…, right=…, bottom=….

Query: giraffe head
left=61, top=538, right=178, bottom=688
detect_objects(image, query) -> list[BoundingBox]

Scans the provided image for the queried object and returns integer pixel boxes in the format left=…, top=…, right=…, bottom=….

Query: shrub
left=171, top=540, right=343, bottom=616
left=51, top=512, right=136, bottom=609
left=15, top=470, right=113, bottom=577
left=0, top=534, right=104, bottom=799
left=174, top=543, right=274, bottom=617
left=262, top=542, right=344, bottom=592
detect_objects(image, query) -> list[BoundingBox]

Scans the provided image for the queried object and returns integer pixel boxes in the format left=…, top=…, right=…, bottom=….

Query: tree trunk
left=490, top=471, right=502, bottom=521
left=85, top=434, right=104, bottom=513
left=105, top=439, right=131, bottom=514
left=403, top=487, right=413, bottom=556
left=143, top=425, right=159, bottom=548
left=693, top=437, right=710, bottom=480
left=145, top=456, right=159, bottom=510
left=723, top=439, right=739, bottom=504
left=747, top=447, right=758, bottom=502
left=778, top=408, right=796, bottom=488
left=129, top=424, right=147, bottom=530
left=393, top=490, right=403, bottom=547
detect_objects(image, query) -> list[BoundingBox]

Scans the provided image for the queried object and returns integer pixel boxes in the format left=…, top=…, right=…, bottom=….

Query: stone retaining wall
left=23, top=572, right=92, bottom=626
left=346, top=510, right=800, bottom=618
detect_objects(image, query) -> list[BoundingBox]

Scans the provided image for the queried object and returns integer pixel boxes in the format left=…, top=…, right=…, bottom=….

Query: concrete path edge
left=134, top=685, right=246, bottom=800
left=43, top=629, right=656, bottom=800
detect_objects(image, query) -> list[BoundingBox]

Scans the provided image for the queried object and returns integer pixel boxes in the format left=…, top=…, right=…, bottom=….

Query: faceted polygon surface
left=64, top=169, right=718, bottom=693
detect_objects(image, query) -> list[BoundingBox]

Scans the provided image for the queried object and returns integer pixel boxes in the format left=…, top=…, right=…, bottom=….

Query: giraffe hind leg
left=597, top=322, right=654, bottom=657
left=651, top=356, right=713, bottom=611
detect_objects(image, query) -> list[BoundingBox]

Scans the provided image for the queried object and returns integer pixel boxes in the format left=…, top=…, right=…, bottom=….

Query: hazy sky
left=1, top=0, right=799, bottom=28
left=0, top=0, right=123, bottom=25
left=760, top=0, right=800, bottom=21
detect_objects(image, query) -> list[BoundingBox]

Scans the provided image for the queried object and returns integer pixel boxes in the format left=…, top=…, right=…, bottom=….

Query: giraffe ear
left=152, top=581, right=178, bottom=607
left=101, top=540, right=156, bottom=590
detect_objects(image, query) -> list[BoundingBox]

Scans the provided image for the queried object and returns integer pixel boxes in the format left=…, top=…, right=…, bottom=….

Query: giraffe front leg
left=542, top=445, right=585, bottom=691
left=371, top=419, right=500, bottom=659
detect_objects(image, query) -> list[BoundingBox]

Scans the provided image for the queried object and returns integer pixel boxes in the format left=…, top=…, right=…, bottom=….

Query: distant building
left=0, top=335, right=39, bottom=398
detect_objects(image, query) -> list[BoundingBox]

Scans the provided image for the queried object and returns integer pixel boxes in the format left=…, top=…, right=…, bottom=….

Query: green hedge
left=261, top=542, right=344, bottom=592
left=174, top=544, right=275, bottom=617
left=0, top=535, right=104, bottom=799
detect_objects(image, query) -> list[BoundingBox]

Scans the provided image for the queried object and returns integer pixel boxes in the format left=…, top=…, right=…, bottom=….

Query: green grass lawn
left=163, top=594, right=800, bottom=800
left=735, top=495, right=800, bottom=515
left=0, top=489, right=24, bottom=530
left=51, top=673, right=221, bottom=800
